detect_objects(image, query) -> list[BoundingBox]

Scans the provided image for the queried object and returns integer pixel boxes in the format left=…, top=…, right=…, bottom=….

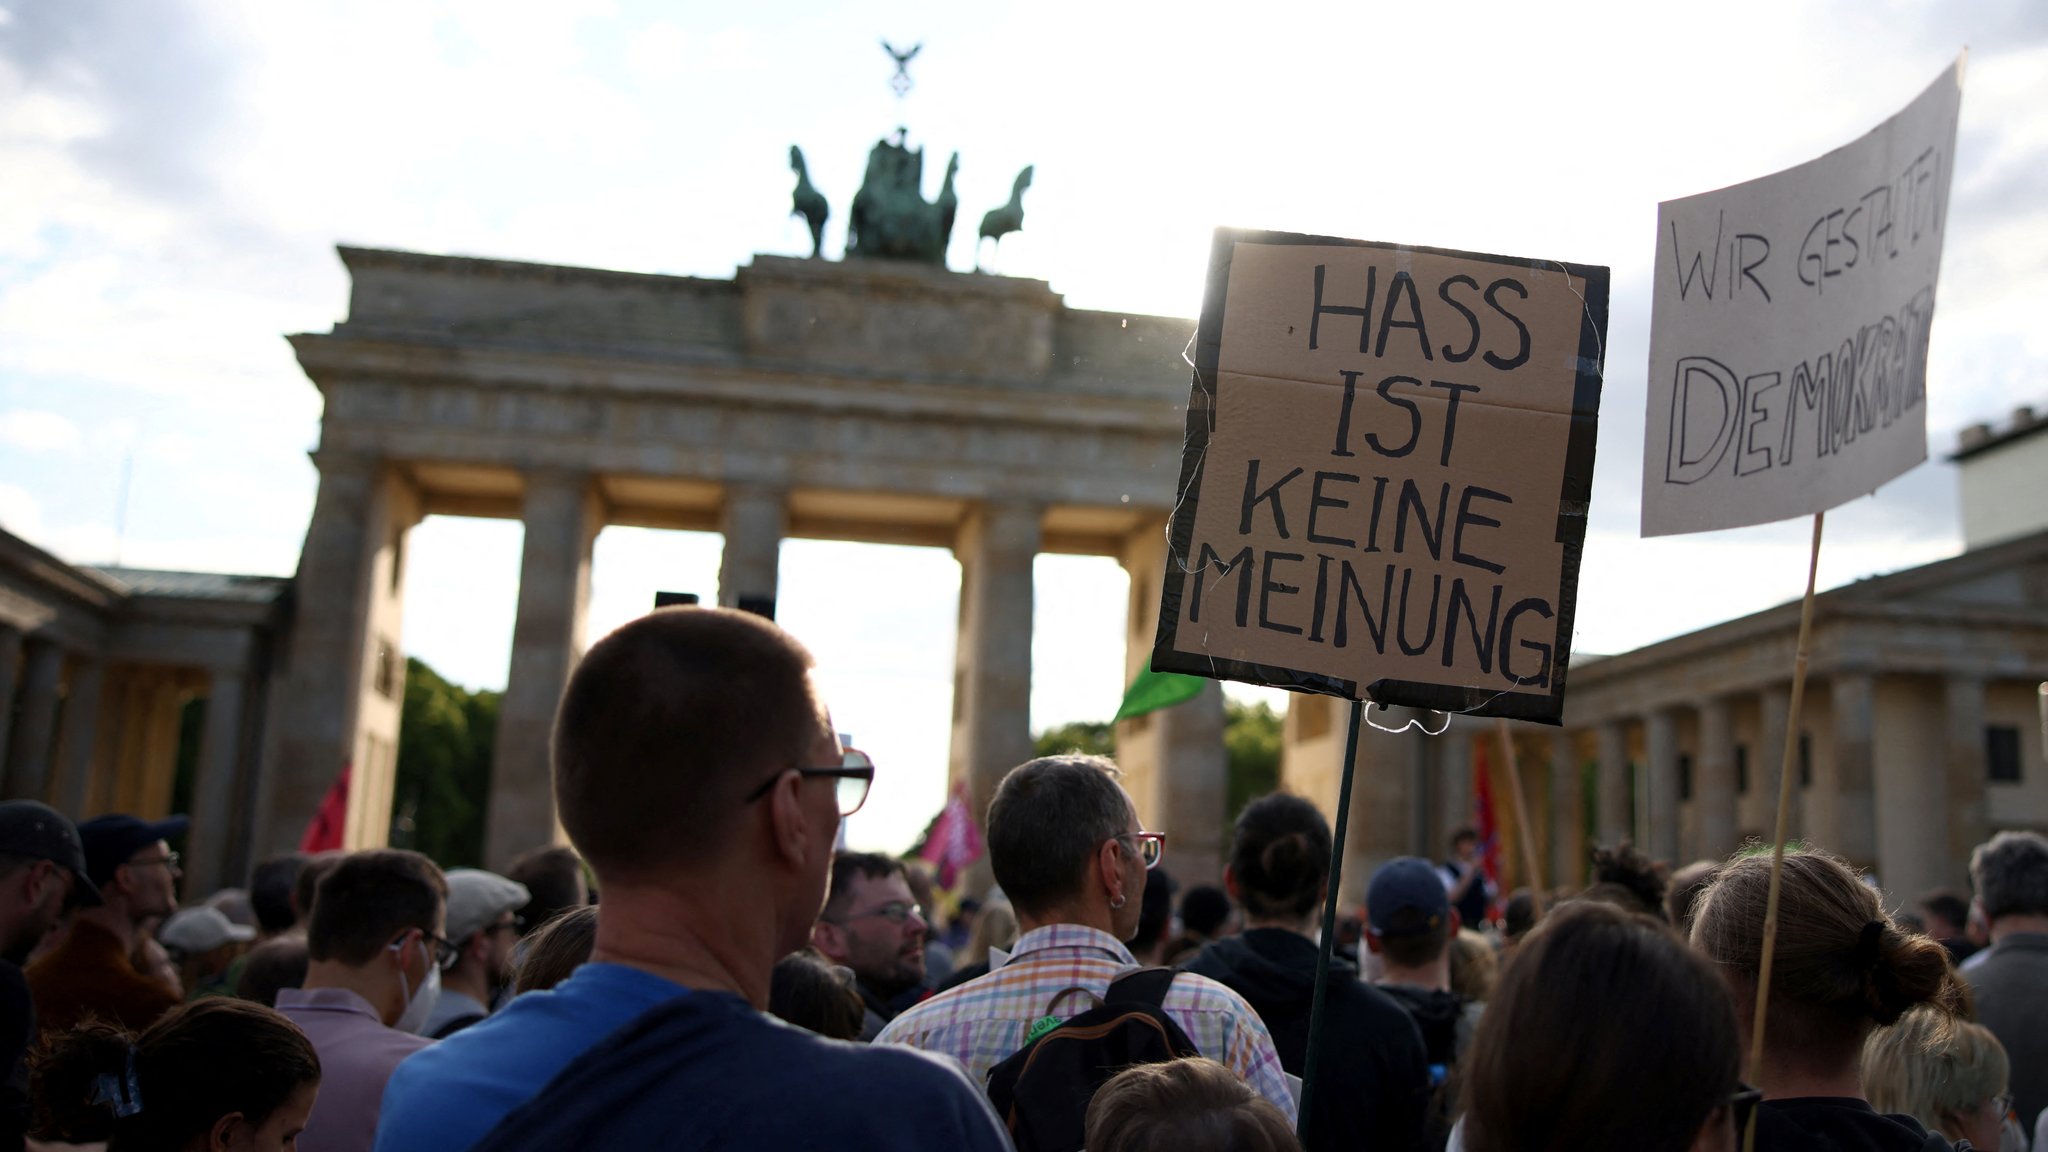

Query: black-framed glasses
left=744, top=749, right=875, bottom=816
left=1116, top=832, right=1166, bottom=870
left=397, top=930, right=462, bottom=972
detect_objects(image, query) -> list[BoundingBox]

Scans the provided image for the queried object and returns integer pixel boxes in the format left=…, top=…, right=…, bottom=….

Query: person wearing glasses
left=276, top=848, right=448, bottom=1152
left=421, top=869, right=530, bottom=1039
left=1863, top=1006, right=2016, bottom=1152
left=27, top=812, right=188, bottom=1037
left=375, top=607, right=1008, bottom=1152
left=813, top=852, right=931, bottom=1039
left=876, top=755, right=1297, bottom=1119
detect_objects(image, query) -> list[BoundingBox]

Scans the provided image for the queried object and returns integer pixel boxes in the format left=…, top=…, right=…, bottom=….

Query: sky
left=1, top=1, right=2045, bottom=854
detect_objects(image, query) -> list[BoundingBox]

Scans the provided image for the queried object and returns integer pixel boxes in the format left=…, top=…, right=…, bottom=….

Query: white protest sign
left=1641, top=58, right=1963, bottom=537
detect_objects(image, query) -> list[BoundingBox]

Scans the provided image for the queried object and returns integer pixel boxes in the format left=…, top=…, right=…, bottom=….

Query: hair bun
left=1861, top=924, right=1959, bottom=1025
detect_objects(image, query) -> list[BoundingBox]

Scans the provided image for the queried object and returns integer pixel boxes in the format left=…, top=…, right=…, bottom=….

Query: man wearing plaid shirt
left=876, top=755, right=1297, bottom=1118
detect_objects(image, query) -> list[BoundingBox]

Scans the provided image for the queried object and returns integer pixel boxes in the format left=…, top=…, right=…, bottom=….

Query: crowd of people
left=0, top=604, right=2044, bottom=1151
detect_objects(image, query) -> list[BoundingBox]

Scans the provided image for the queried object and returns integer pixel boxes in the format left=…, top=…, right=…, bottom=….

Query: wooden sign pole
left=1742, top=511, right=1825, bottom=1152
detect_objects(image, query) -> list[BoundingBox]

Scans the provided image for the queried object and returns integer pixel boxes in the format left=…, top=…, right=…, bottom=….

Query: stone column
left=1158, top=682, right=1228, bottom=887
left=5, top=638, right=65, bottom=802
left=258, top=453, right=381, bottom=856
left=1695, top=696, right=1736, bottom=859
left=1942, top=676, right=1988, bottom=888
left=1644, top=708, right=1682, bottom=863
left=52, top=656, right=105, bottom=817
left=1548, top=728, right=1580, bottom=890
left=1437, top=727, right=1473, bottom=855
left=717, top=484, right=786, bottom=613
left=1117, top=514, right=1230, bottom=887
left=952, top=501, right=1040, bottom=838
left=1596, top=721, right=1631, bottom=848
left=1756, top=683, right=1796, bottom=843
left=0, top=626, right=21, bottom=775
left=487, top=471, right=604, bottom=868
left=187, top=670, right=247, bottom=897
left=1830, top=672, right=1878, bottom=864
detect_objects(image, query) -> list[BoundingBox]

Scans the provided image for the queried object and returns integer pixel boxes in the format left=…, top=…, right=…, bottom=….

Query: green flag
left=1114, top=667, right=1208, bottom=721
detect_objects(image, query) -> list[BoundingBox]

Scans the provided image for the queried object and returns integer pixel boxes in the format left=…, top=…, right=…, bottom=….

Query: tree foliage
left=1028, top=695, right=1285, bottom=832
left=1032, top=720, right=1115, bottom=759
left=391, top=657, right=500, bottom=868
left=1223, top=698, right=1282, bottom=822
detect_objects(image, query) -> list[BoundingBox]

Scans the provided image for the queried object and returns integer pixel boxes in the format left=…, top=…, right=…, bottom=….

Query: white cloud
left=0, top=409, right=80, bottom=452
left=0, top=483, right=43, bottom=539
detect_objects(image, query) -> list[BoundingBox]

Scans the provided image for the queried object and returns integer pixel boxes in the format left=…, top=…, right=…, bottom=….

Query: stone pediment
left=1820, top=527, right=2048, bottom=613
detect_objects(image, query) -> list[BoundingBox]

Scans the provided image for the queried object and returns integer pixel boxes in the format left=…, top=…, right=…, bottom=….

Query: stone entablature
left=0, top=530, right=287, bottom=897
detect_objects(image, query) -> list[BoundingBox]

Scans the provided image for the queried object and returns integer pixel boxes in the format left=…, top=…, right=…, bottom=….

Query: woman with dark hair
left=769, top=948, right=866, bottom=1042
left=1691, top=849, right=1966, bottom=1151
left=512, top=904, right=598, bottom=995
left=1461, top=900, right=1742, bottom=1152
left=32, top=996, right=320, bottom=1151
left=1184, top=793, right=1429, bottom=1152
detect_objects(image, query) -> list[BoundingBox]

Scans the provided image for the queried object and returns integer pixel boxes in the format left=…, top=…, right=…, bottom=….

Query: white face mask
left=391, top=935, right=441, bottom=1035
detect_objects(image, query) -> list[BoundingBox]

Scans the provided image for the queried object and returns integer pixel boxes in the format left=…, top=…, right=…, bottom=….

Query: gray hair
left=987, top=755, right=1134, bottom=917
left=1970, top=831, right=2048, bottom=921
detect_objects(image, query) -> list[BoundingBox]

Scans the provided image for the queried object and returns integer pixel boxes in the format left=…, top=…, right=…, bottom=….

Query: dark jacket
left=1752, top=1097, right=1955, bottom=1152
left=1185, top=929, right=1431, bottom=1152
left=1964, top=933, right=2048, bottom=1128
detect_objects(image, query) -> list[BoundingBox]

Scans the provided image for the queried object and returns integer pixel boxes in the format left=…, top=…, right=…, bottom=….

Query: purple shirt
left=276, top=987, right=433, bottom=1152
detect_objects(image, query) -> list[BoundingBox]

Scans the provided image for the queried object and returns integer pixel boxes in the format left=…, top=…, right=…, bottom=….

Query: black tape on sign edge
left=1147, top=226, right=1610, bottom=728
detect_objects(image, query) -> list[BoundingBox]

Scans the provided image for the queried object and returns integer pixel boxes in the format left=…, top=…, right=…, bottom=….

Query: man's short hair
left=987, top=756, right=1132, bottom=917
left=825, top=852, right=905, bottom=918
left=1919, top=888, right=1971, bottom=933
left=506, top=846, right=587, bottom=937
left=1178, top=885, right=1232, bottom=938
left=305, top=850, right=447, bottom=966
left=249, top=854, right=306, bottom=934
left=1450, top=827, right=1478, bottom=847
left=1971, top=831, right=2048, bottom=921
left=294, top=852, right=342, bottom=922
left=553, top=608, right=820, bottom=881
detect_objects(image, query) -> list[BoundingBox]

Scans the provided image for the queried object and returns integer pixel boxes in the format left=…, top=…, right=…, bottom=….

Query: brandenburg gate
left=260, top=246, right=1230, bottom=879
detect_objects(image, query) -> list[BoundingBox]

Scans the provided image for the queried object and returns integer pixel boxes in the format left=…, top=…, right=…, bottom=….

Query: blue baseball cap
left=78, top=813, right=190, bottom=889
left=1366, top=856, right=1450, bottom=939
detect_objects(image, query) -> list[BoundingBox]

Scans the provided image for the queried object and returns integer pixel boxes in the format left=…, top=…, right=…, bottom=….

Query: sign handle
left=1296, top=697, right=1366, bottom=1148
left=1742, top=510, right=1825, bottom=1152
left=1495, top=717, right=1546, bottom=918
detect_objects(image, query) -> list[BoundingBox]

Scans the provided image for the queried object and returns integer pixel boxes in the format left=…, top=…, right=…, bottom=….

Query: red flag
left=300, top=763, right=350, bottom=853
left=1472, top=741, right=1502, bottom=918
left=918, top=781, right=985, bottom=890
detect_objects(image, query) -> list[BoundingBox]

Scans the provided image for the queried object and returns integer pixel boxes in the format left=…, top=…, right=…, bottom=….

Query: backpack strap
left=1104, top=966, right=1177, bottom=1010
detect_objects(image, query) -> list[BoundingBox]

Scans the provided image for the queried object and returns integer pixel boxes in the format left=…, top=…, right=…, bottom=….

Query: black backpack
left=984, top=967, right=1202, bottom=1152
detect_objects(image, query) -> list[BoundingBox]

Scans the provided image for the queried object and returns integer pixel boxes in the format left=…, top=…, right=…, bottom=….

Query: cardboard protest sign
left=1151, top=230, right=1608, bottom=724
left=1641, top=58, right=1963, bottom=537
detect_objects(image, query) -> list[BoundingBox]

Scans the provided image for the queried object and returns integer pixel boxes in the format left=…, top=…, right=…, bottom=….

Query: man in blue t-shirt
left=373, top=609, right=1009, bottom=1152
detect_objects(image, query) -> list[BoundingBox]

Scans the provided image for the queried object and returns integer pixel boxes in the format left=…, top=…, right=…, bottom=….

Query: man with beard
left=27, top=812, right=186, bottom=1036
left=423, top=869, right=530, bottom=1038
left=0, top=801, right=98, bottom=1152
left=813, top=852, right=929, bottom=1040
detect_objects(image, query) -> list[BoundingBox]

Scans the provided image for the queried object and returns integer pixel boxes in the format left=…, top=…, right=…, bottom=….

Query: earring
left=1110, top=894, right=1127, bottom=910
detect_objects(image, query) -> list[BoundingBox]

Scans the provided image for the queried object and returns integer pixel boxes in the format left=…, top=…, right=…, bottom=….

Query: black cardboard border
left=1148, top=227, right=1608, bottom=726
